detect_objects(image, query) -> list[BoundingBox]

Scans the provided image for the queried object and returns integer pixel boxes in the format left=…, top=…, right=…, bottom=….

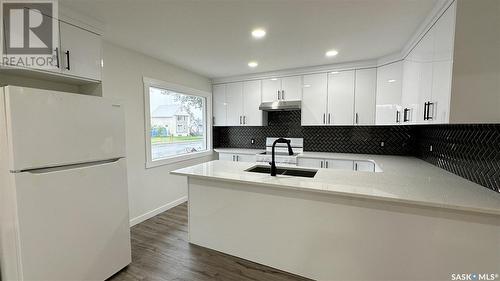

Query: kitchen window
left=144, top=77, right=212, bottom=167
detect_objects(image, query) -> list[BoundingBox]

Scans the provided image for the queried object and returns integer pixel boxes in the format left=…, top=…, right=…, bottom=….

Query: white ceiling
left=60, top=0, right=439, bottom=79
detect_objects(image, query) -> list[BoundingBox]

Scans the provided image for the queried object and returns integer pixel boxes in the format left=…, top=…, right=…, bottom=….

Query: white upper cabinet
left=376, top=61, right=403, bottom=125
left=262, top=78, right=281, bottom=102
left=430, top=2, right=455, bottom=124
left=302, top=70, right=375, bottom=126
left=261, top=76, right=302, bottom=102
left=402, top=1, right=455, bottom=124
left=280, top=76, right=302, bottom=101
left=328, top=71, right=355, bottom=125
left=1, top=16, right=102, bottom=82
left=1, top=13, right=60, bottom=73
left=59, top=21, right=102, bottom=81
left=401, top=59, right=420, bottom=124
left=225, top=82, right=244, bottom=126
left=414, top=27, right=435, bottom=124
left=354, top=68, right=377, bottom=125
left=301, top=73, right=328, bottom=126
left=242, top=80, right=264, bottom=126
left=213, top=81, right=265, bottom=127
left=212, top=84, right=227, bottom=126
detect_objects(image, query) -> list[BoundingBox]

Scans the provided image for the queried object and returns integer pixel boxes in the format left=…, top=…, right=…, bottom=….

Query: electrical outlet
left=251, top=138, right=255, bottom=145
left=380, top=141, right=385, bottom=147
left=429, top=145, right=433, bottom=152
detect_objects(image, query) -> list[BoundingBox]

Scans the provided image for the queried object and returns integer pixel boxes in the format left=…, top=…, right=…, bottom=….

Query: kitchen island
left=171, top=156, right=500, bottom=281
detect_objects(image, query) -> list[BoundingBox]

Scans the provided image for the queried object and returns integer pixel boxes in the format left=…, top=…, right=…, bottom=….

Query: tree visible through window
left=148, top=86, right=207, bottom=160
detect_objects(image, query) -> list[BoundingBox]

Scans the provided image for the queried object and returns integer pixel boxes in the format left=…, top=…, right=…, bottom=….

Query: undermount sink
left=245, top=165, right=318, bottom=178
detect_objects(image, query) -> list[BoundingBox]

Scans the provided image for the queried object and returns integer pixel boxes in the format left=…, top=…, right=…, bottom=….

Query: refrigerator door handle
left=15, top=158, right=122, bottom=174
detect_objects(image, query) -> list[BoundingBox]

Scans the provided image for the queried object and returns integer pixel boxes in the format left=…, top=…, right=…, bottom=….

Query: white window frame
left=143, top=77, right=212, bottom=168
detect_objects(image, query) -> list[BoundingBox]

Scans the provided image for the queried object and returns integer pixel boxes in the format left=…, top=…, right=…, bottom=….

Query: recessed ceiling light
left=251, top=28, right=266, bottom=39
left=270, top=78, right=278, bottom=81
left=248, top=61, right=258, bottom=68
left=330, top=71, right=339, bottom=74
left=325, top=49, right=339, bottom=57
left=388, top=79, right=396, bottom=83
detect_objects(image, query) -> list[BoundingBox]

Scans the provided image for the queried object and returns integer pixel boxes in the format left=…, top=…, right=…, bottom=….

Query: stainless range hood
left=259, top=100, right=301, bottom=111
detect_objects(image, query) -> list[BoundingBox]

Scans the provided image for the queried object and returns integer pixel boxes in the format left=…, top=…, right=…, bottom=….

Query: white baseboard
left=129, top=196, right=188, bottom=227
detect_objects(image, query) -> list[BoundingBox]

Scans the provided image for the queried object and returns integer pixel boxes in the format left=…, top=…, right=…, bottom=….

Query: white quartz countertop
left=172, top=153, right=500, bottom=216
left=214, top=148, right=266, bottom=155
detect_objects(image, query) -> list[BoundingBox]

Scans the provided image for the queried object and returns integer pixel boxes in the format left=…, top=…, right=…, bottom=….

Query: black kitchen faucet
left=270, top=138, right=294, bottom=176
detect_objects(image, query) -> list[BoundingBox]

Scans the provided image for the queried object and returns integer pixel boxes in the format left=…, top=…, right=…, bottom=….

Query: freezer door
left=12, top=158, right=131, bottom=281
left=3, top=86, right=126, bottom=171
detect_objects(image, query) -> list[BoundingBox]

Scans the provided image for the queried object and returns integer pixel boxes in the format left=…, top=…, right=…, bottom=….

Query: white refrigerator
left=0, top=86, right=131, bottom=281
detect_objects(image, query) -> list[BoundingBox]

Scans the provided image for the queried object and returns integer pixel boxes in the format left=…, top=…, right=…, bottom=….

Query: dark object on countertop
left=270, top=138, right=293, bottom=176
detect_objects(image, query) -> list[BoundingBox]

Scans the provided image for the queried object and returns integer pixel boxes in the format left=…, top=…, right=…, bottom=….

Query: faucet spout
left=270, top=138, right=294, bottom=176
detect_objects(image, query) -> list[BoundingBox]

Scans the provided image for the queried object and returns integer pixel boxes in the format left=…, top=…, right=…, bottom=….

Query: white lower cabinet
left=298, top=158, right=353, bottom=171
left=325, top=159, right=354, bottom=170
left=297, top=157, right=322, bottom=168
left=354, top=160, right=375, bottom=172
left=298, top=157, right=376, bottom=172
left=218, top=153, right=255, bottom=162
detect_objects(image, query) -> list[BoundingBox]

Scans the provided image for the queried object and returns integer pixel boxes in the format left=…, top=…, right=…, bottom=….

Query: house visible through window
left=148, top=86, right=207, bottom=161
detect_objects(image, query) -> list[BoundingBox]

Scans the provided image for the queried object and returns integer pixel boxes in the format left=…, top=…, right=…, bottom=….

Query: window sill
left=145, top=150, right=214, bottom=169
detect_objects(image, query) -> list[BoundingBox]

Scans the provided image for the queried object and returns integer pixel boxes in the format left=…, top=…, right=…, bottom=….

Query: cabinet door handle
left=354, top=163, right=358, bottom=171
left=325, top=161, right=328, bottom=168
left=65, top=50, right=70, bottom=70
left=243, top=116, right=246, bottom=124
left=232, top=155, right=235, bottom=161
left=282, top=90, right=285, bottom=100
left=403, top=108, right=410, bottom=122
left=427, top=102, right=434, bottom=120
left=355, top=113, right=359, bottom=124
left=323, top=113, right=326, bottom=124
left=55, top=47, right=60, bottom=68
left=277, top=90, right=280, bottom=100
left=236, top=155, right=239, bottom=161
left=328, top=113, right=331, bottom=124
left=396, top=110, right=401, bottom=123
left=239, top=116, right=242, bottom=124
left=320, top=161, right=323, bottom=168
left=423, top=102, right=428, bottom=120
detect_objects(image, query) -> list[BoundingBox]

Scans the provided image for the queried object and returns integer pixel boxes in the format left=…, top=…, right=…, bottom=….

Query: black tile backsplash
left=214, top=111, right=416, bottom=155
left=415, top=124, right=500, bottom=192
left=213, top=111, right=500, bottom=193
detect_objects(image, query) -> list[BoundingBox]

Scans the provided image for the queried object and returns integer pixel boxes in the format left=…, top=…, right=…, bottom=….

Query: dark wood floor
left=109, top=203, right=311, bottom=281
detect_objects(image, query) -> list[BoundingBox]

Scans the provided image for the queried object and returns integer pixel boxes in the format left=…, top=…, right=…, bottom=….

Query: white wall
left=449, top=0, right=500, bottom=123
left=101, top=41, right=213, bottom=225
